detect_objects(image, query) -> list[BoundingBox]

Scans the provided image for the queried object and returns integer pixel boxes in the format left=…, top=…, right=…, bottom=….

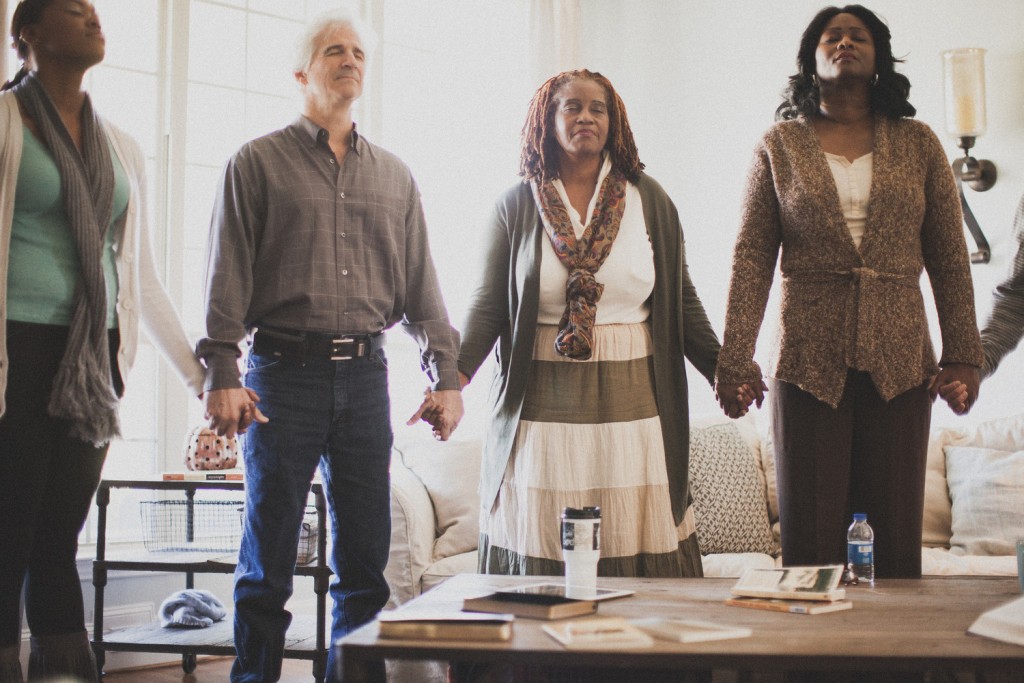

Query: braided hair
left=3, top=0, right=56, bottom=91
left=519, top=69, right=644, bottom=184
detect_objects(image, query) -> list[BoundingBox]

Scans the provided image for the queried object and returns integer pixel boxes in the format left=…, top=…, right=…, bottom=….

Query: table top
left=337, top=573, right=1024, bottom=674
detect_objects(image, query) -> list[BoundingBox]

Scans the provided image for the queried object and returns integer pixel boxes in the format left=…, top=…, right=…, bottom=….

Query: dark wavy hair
left=776, top=4, right=915, bottom=121
left=519, top=69, right=644, bottom=184
left=3, top=0, right=56, bottom=91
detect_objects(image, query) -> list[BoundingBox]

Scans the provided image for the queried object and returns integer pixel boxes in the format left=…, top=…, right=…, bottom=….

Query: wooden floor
left=102, top=656, right=318, bottom=682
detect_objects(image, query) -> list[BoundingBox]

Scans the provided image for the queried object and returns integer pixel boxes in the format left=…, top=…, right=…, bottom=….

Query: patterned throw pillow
left=689, top=422, right=777, bottom=556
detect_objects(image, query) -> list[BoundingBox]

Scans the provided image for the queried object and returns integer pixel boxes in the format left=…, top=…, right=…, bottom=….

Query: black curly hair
left=776, top=4, right=915, bottom=121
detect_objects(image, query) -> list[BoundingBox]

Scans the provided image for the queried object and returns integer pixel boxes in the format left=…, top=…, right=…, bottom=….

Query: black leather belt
left=251, top=326, right=385, bottom=362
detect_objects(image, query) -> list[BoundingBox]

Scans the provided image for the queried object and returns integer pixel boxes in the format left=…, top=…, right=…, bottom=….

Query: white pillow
left=943, top=445, right=1024, bottom=556
left=394, top=435, right=483, bottom=562
left=689, top=421, right=777, bottom=556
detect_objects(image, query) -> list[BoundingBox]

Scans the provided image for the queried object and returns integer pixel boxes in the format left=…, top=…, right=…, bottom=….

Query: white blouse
left=537, top=156, right=655, bottom=325
left=825, top=151, right=873, bottom=249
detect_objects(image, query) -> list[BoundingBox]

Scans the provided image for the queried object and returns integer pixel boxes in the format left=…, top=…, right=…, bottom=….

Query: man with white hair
left=197, top=9, right=463, bottom=682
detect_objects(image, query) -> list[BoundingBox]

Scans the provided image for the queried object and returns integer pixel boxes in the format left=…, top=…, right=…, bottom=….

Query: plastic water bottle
left=847, top=513, right=875, bottom=585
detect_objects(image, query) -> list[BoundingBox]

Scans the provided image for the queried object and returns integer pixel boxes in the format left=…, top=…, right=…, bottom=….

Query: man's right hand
left=204, top=387, right=268, bottom=438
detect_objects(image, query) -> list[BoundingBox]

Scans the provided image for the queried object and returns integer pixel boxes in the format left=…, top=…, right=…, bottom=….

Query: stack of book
left=725, top=564, right=853, bottom=615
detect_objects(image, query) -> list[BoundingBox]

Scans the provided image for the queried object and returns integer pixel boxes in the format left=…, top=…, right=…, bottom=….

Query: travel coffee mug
left=561, top=506, right=601, bottom=599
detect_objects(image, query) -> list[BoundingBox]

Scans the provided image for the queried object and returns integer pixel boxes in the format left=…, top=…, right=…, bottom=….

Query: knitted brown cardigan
left=716, top=116, right=982, bottom=408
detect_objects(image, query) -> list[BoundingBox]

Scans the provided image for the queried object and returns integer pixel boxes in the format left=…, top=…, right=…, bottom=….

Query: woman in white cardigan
left=0, top=2, right=203, bottom=680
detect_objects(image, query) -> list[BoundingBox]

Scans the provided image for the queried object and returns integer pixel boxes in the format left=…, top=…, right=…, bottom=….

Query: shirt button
left=329, top=158, right=336, bottom=165
left=339, top=192, right=346, bottom=199
left=342, top=269, right=349, bottom=275
left=341, top=232, right=347, bottom=238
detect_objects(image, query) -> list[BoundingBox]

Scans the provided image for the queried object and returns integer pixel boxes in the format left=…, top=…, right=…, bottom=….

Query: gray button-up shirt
left=198, top=116, right=459, bottom=392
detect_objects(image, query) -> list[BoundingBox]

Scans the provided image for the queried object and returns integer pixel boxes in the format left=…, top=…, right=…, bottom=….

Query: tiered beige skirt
left=479, top=322, right=703, bottom=577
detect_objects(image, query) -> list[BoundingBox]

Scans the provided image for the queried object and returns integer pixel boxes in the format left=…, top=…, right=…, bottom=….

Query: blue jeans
left=231, top=350, right=393, bottom=683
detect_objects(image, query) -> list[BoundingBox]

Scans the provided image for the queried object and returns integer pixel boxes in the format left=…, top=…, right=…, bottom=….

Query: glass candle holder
left=942, top=48, right=987, bottom=139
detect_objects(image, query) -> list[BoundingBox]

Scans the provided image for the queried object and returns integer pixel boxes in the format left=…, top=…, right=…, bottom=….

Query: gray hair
left=293, top=7, right=377, bottom=74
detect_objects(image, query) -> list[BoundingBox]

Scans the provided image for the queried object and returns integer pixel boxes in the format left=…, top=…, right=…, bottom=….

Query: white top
left=0, top=91, right=205, bottom=415
left=538, top=156, right=654, bottom=325
left=824, top=151, right=873, bottom=249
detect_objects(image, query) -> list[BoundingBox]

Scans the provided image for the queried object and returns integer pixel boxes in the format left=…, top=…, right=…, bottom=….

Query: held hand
left=458, top=371, right=471, bottom=390
left=928, top=363, right=980, bottom=415
left=204, top=387, right=268, bottom=438
left=406, top=388, right=465, bottom=441
left=715, top=380, right=766, bottom=419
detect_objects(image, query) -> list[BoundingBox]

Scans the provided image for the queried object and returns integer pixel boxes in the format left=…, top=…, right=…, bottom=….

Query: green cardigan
left=458, top=173, right=721, bottom=525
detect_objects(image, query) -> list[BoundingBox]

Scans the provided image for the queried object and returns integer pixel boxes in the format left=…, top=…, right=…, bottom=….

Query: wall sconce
left=942, top=47, right=996, bottom=264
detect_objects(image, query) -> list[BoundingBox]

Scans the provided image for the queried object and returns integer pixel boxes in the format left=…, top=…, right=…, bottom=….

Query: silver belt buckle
left=329, top=337, right=364, bottom=361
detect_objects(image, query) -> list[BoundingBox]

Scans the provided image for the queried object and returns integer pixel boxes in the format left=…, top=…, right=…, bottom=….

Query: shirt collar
left=293, top=115, right=364, bottom=156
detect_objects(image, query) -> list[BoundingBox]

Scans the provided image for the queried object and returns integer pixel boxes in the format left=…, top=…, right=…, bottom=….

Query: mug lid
left=562, top=506, right=601, bottom=519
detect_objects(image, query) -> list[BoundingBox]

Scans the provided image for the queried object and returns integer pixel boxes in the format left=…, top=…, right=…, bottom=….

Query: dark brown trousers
left=771, top=370, right=931, bottom=579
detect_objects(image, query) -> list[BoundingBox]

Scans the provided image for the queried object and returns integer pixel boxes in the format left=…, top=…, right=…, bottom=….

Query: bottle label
left=847, top=541, right=873, bottom=567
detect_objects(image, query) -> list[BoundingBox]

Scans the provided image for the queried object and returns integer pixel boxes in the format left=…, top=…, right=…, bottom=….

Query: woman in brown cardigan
left=716, top=5, right=982, bottom=579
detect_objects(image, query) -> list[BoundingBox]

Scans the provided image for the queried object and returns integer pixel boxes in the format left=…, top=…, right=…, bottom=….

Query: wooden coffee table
left=336, top=573, right=1024, bottom=682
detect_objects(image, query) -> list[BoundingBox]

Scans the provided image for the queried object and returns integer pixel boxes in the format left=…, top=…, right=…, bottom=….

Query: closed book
left=377, top=610, right=513, bottom=641
left=731, top=565, right=846, bottom=602
left=463, top=591, right=598, bottom=620
left=162, top=471, right=244, bottom=481
left=631, top=617, right=752, bottom=642
left=725, top=597, right=854, bottom=615
left=542, top=617, right=654, bottom=650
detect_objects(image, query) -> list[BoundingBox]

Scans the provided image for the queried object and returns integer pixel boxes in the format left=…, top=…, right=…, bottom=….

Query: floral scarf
left=531, top=165, right=627, bottom=360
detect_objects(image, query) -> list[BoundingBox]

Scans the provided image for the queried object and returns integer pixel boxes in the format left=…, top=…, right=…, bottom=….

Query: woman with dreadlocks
left=0, top=2, right=204, bottom=679
left=457, top=69, right=726, bottom=581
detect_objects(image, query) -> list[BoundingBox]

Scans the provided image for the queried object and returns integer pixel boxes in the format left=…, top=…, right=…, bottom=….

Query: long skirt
left=478, top=322, right=703, bottom=578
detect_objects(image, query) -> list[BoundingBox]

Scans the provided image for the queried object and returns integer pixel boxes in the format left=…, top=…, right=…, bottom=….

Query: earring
left=811, top=74, right=820, bottom=88
left=870, top=73, right=879, bottom=86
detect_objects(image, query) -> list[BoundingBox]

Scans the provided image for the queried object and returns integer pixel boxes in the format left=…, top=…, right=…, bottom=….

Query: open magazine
left=731, top=565, right=846, bottom=602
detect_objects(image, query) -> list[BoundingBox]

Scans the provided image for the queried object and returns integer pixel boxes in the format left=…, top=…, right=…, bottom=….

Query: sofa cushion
left=922, top=426, right=971, bottom=548
left=689, top=420, right=776, bottom=556
left=394, top=436, right=482, bottom=563
left=944, top=445, right=1024, bottom=556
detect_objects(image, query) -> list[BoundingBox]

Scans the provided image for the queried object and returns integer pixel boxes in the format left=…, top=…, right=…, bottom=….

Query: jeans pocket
left=246, top=352, right=281, bottom=373
left=369, top=349, right=388, bottom=371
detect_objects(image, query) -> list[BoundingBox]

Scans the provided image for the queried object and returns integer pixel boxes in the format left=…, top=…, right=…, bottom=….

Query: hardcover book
left=631, top=617, right=752, bottom=642
left=377, top=609, right=513, bottom=641
left=162, top=470, right=244, bottom=481
left=463, top=588, right=598, bottom=620
left=731, top=565, right=846, bottom=602
left=725, top=596, right=853, bottom=615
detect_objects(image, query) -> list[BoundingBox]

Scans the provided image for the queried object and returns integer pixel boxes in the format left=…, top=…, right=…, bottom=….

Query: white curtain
left=528, top=0, right=582, bottom=86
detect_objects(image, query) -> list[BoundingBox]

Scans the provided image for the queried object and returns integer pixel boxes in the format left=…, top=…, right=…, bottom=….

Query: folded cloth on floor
left=158, top=589, right=227, bottom=628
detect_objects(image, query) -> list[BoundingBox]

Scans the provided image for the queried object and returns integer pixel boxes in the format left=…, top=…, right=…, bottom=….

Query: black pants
left=772, top=370, right=931, bottom=579
left=0, top=321, right=122, bottom=646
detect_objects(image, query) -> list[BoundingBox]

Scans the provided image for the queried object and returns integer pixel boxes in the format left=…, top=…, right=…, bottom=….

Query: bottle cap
left=853, top=512, right=867, bottom=522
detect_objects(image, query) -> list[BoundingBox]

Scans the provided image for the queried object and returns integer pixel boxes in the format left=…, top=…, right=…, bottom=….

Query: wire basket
left=140, top=499, right=244, bottom=553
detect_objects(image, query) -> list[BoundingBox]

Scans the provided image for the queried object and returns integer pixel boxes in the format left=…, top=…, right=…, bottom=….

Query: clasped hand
left=928, top=363, right=980, bottom=416
left=407, top=387, right=464, bottom=441
left=715, top=380, right=768, bottom=419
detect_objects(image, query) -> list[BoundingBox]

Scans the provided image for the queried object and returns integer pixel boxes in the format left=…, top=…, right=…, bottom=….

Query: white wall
left=576, top=0, right=1024, bottom=429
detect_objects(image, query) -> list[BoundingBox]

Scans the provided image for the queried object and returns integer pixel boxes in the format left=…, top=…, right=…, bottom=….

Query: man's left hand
left=407, top=388, right=464, bottom=441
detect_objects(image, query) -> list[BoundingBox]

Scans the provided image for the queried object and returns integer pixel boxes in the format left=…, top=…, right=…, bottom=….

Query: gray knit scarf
left=13, top=73, right=120, bottom=445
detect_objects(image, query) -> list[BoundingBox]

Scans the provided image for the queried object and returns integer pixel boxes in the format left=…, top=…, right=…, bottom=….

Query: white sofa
left=384, top=412, right=1023, bottom=608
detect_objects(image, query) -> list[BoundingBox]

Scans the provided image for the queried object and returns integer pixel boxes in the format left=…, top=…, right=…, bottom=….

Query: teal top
left=7, top=127, right=129, bottom=327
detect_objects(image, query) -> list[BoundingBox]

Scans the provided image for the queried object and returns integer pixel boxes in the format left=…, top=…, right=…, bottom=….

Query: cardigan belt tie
left=786, top=268, right=919, bottom=369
